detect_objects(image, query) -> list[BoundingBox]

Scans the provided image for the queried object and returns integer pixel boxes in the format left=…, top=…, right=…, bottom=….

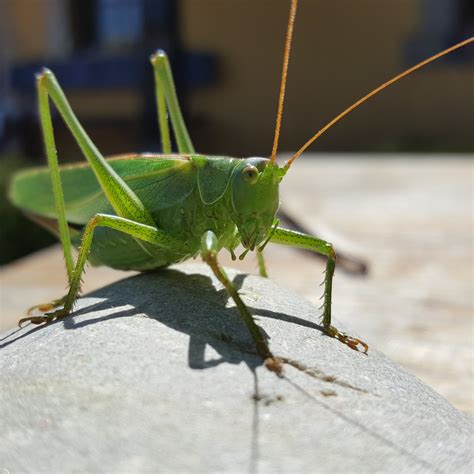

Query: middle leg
left=19, top=214, right=182, bottom=327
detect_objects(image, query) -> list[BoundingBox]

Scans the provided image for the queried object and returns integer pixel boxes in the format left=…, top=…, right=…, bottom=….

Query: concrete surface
left=1, top=264, right=472, bottom=473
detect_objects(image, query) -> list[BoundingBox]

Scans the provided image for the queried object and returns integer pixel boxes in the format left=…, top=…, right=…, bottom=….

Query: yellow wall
left=5, top=0, right=71, bottom=60
left=5, top=0, right=48, bottom=59
left=181, top=0, right=473, bottom=154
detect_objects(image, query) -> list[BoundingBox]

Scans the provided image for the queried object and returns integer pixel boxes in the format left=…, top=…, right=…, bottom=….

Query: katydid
left=8, top=0, right=473, bottom=374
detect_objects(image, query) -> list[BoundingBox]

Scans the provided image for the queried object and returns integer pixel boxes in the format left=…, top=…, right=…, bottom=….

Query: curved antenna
left=285, top=36, right=474, bottom=169
left=270, top=0, right=298, bottom=163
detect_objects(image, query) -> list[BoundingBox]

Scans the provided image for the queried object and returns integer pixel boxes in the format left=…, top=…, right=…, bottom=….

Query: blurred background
left=0, top=0, right=473, bottom=263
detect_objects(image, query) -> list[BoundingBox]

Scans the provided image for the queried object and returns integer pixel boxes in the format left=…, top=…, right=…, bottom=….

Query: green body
left=10, top=154, right=280, bottom=271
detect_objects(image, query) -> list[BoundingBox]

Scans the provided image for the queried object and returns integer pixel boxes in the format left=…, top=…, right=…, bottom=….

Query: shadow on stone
left=67, top=269, right=323, bottom=371
left=2, top=267, right=324, bottom=369
left=1, top=264, right=471, bottom=473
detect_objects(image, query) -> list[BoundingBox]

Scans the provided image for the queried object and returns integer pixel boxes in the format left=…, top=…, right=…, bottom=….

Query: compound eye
left=242, top=165, right=259, bottom=184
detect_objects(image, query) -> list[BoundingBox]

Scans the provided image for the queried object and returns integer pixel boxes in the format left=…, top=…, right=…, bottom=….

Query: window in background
left=407, top=0, right=474, bottom=63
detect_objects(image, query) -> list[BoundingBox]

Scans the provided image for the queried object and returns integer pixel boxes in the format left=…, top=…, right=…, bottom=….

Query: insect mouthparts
left=239, top=248, right=251, bottom=260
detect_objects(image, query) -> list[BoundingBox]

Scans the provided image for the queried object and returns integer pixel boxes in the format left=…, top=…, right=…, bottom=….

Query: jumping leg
left=150, top=50, right=195, bottom=154
left=36, top=69, right=154, bottom=226
left=28, top=70, right=157, bottom=316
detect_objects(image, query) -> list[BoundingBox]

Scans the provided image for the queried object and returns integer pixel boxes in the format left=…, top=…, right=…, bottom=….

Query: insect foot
left=27, top=296, right=67, bottom=316
left=326, top=325, right=368, bottom=354
left=255, top=340, right=283, bottom=375
left=19, top=306, right=70, bottom=328
left=18, top=315, right=50, bottom=326
left=264, top=356, right=284, bottom=376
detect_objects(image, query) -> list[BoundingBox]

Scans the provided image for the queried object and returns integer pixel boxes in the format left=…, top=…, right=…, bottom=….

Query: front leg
left=200, top=231, right=282, bottom=374
left=270, top=227, right=368, bottom=353
left=256, top=249, right=268, bottom=278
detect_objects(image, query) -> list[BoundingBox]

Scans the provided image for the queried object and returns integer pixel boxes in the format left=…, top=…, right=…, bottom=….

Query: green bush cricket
left=8, top=0, right=473, bottom=373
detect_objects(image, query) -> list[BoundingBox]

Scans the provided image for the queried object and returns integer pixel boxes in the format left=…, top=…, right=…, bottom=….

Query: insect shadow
left=2, top=268, right=311, bottom=471
left=19, top=268, right=322, bottom=370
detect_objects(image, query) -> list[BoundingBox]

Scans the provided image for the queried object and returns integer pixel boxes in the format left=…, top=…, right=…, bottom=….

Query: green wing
left=9, top=154, right=198, bottom=224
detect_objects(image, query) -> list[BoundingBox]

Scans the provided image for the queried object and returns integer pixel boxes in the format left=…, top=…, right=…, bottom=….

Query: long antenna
left=285, top=36, right=474, bottom=168
left=270, top=0, right=298, bottom=163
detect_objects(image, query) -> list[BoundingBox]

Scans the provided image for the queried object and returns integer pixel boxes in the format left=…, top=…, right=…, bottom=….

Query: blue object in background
left=97, top=0, right=144, bottom=48
left=6, top=0, right=217, bottom=153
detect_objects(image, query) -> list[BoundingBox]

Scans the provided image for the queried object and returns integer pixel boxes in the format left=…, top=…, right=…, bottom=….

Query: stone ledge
left=1, top=264, right=472, bottom=473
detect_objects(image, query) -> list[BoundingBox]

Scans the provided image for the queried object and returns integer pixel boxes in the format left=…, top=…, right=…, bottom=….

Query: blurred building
left=1, top=0, right=473, bottom=159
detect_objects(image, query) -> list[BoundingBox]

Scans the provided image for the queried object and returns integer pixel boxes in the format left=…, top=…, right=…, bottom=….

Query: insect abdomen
left=86, top=187, right=238, bottom=271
